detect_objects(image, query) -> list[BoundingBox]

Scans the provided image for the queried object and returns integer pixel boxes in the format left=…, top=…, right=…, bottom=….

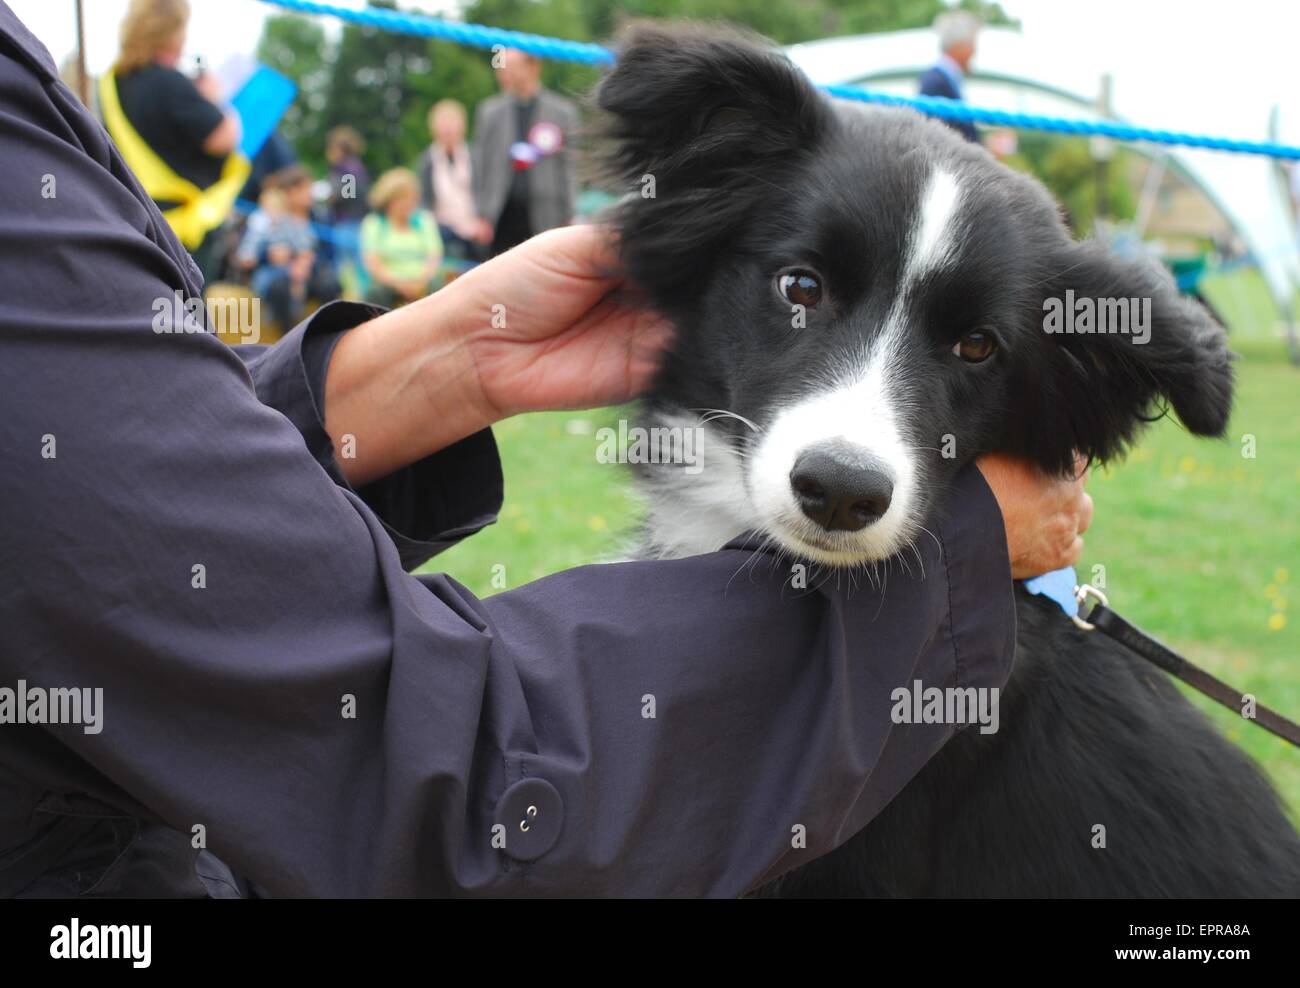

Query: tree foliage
left=1004, top=133, right=1138, bottom=236
left=255, top=0, right=1017, bottom=177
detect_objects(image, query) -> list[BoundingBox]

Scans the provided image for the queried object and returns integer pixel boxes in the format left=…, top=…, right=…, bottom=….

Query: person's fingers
left=522, top=223, right=622, bottom=282
left=455, top=225, right=628, bottom=342
left=624, top=319, right=677, bottom=395
left=1077, top=491, right=1094, bottom=535
left=1062, top=534, right=1085, bottom=568
left=978, top=452, right=1098, bottom=578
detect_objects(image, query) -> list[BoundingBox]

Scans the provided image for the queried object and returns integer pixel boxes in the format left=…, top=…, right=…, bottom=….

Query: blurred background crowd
left=30, top=0, right=1300, bottom=355
left=60, top=0, right=593, bottom=333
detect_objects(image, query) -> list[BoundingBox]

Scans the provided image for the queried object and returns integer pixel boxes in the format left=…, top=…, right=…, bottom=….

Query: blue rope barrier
left=255, top=0, right=1300, bottom=161
left=821, top=85, right=1300, bottom=160
left=258, top=0, right=614, bottom=65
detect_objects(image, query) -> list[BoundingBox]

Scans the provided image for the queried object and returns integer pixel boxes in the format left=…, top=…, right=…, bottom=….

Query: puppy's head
left=595, top=24, right=1233, bottom=567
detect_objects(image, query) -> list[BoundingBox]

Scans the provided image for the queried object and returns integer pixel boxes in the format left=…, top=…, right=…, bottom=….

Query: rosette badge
left=529, top=120, right=564, bottom=154
left=510, top=121, right=565, bottom=170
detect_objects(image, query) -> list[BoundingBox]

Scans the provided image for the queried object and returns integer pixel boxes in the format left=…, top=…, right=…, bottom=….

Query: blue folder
left=229, top=65, right=297, bottom=159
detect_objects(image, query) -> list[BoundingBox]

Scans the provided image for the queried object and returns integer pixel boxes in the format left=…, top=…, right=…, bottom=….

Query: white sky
left=9, top=0, right=1297, bottom=142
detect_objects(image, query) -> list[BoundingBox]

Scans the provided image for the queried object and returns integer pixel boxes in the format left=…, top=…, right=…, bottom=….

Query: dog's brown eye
left=777, top=270, right=822, bottom=309
left=953, top=331, right=997, bottom=363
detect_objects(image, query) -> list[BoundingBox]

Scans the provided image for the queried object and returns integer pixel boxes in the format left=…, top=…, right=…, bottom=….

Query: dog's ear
left=1004, top=241, right=1234, bottom=474
left=594, top=22, right=832, bottom=180
left=592, top=23, right=835, bottom=305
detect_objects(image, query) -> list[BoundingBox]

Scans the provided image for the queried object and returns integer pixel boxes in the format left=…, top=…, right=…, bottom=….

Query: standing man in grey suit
left=472, top=48, right=579, bottom=256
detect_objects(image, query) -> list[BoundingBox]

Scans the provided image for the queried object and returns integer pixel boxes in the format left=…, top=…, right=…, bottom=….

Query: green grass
left=1199, top=265, right=1297, bottom=342
left=1080, top=337, right=1300, bottom=818
left=423, top=340, right=1300, bottom=817
left=424, top=407, right=638, bottom=592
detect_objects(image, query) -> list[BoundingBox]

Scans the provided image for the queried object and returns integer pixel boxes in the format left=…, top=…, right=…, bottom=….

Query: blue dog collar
left=1023, top=566, right=1080, bottom=617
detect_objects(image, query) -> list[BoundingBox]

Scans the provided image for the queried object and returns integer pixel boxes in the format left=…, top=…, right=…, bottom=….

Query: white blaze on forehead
left=857, top=166, right=965, bottom=377
left=864, top=165, right=965, bottom=372
left=904, top=167, right=963, bottom=286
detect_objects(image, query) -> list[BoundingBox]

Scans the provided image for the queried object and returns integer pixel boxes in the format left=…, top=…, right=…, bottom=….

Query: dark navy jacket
left=0, top=3, right=1016, bottom=897
left=919, top=63, right=981, bottom=144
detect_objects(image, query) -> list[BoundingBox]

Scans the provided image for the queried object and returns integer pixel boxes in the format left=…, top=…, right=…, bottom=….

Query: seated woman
left=361, top=169, right=444, bottom=308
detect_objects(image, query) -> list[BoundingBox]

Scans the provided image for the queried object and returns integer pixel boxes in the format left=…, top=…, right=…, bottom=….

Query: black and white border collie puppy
left=594, top=25, right=1300, bottom=896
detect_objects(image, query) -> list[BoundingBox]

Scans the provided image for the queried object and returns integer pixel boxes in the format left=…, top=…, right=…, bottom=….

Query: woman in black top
left=110, top=0, right=240, bottom=281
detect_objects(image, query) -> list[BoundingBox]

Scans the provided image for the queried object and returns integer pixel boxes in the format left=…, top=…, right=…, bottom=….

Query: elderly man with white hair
left=919, top=9, right=982, bottom=143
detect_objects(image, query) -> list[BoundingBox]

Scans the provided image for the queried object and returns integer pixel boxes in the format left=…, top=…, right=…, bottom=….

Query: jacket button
left=494, top=778, right=564, bottom=862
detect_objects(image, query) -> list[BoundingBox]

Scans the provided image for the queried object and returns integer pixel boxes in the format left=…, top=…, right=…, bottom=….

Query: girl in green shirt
left=362, top=168, right=444, bottom=307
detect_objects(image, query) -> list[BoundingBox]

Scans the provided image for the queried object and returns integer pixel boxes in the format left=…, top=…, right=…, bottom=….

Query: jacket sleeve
left=0, top=22, right=1018, bottom=897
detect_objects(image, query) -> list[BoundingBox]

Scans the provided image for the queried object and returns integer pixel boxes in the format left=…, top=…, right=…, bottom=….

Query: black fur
left=764, top=594, right=1300, bottom=897
left=594, top=23, right=1299, bottom=896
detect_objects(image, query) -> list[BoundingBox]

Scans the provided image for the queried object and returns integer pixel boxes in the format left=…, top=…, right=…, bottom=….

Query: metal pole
left=74, top=0, right=89, bottom=104
left=1091, top=74, right=1114, bottom=224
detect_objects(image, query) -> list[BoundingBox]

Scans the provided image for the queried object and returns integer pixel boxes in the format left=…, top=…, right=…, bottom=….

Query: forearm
left=323, top=281, right=496, bottom=486
left=201, top=112, right=241, bottom=157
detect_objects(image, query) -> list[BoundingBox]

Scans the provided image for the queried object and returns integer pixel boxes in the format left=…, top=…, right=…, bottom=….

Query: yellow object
left=99, top=70, right=251, bottom=250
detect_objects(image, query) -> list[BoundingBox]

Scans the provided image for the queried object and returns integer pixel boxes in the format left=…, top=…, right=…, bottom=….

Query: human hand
left=437, top=224, right=675, bottom=419
left=325, top=224, right=674, bottom=486
left=287, top=252, right=313, bottom=280
left=267, top=244, right=292, bottom=267
left=473, top=218, right=494, bottom=245
left=976, top=452, right=1094, bottom=580
left=194, top=72, right=222, bottom=103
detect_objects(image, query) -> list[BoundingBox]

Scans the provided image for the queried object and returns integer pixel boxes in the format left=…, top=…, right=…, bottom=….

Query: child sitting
left=237, top=166, right=339, bottom=331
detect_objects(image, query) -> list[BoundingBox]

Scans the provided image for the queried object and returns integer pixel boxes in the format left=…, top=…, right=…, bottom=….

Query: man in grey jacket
left=0, top=3, right=1091, bottom=897
left=472, top=47, right=579, bottom=255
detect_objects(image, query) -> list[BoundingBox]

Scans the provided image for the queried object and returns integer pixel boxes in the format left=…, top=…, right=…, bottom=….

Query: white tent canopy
left=786, top=27, right=1299, bottom=319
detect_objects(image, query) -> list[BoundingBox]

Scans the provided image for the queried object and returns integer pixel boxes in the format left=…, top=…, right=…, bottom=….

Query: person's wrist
left=433, top=263, right=522, bottom=425
left=409, top=280, right=503, bottom=433
left=323, top=290, right=499, bottom=486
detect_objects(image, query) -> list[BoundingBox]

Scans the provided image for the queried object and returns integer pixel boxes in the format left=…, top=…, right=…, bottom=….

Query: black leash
left=1071, top=584, right=1300, bottom=748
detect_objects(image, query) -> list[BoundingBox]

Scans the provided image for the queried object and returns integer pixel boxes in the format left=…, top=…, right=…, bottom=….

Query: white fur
left=633, top=412, right=755, bottom=559
left=905, top=168, right=963, bottom=287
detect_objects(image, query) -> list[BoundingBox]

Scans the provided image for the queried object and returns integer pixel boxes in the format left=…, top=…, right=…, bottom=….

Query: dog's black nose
left=790, top=445, right=894, bottom=532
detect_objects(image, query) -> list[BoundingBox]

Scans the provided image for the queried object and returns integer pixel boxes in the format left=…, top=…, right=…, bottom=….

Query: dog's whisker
left=691, top=408, right=762, bottom=432
left=914, top=524, right=942, bottom=556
